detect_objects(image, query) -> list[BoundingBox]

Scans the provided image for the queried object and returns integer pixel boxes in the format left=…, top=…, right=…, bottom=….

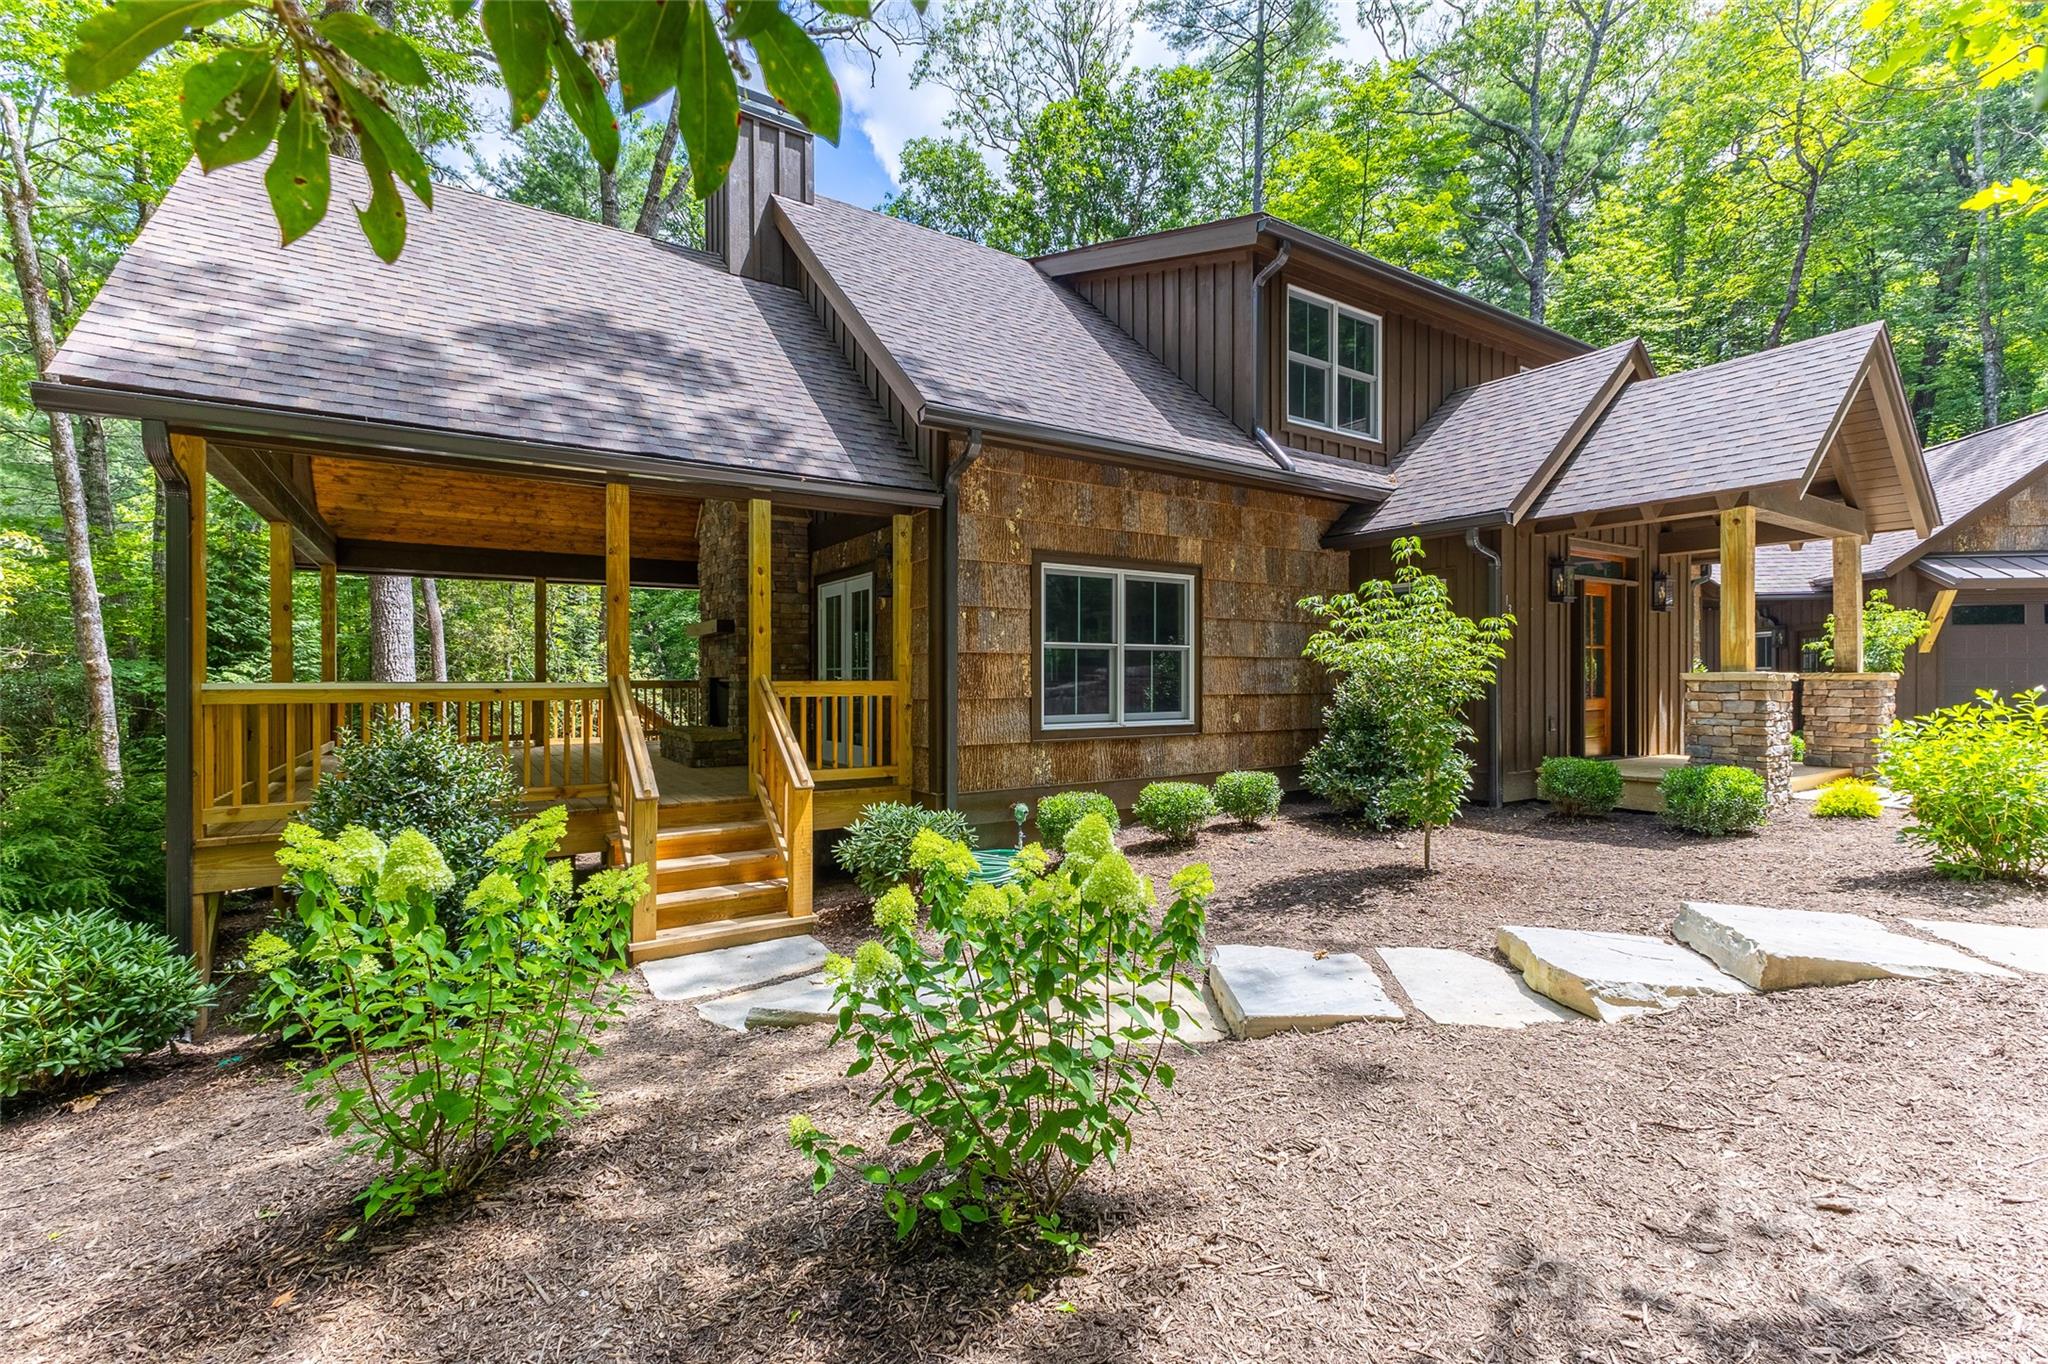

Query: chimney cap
left=738, top=88, right=814, bottom=138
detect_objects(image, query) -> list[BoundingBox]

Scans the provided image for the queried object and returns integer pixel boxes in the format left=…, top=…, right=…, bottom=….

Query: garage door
left=1939, top=602, right=2048, bottom=707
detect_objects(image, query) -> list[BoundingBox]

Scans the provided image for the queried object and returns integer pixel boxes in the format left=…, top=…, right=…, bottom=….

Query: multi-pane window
left=1953, top=603, right=2027, bottom=626
left=1041, top=563, right=1195, bottom=728
left=1286, top=286, right=1381, bottom=441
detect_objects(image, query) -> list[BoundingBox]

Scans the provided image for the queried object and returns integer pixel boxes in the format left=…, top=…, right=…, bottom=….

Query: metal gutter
left=31, top=380, right=945, bottom=511
left=915, top=402, right=1391, bottom=504
left=940, top=429, right=985, bottom=810
left=1249, top=237, right=1294, bottom=473
left=1465, top=526, right=1506, bottom=809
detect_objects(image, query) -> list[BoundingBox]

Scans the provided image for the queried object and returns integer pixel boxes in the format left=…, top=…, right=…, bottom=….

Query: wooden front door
left=1582, top=581, right=1613, bottom=757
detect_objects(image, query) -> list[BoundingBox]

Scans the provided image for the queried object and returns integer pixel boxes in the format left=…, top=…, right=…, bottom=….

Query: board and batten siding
left=950, top=444, right=1349, bottom=822
left=1352, top=525, right=1690, bottom=801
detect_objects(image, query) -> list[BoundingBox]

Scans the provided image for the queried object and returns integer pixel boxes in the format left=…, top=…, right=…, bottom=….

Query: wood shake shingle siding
left=950, top=445, right=1347, bottom=818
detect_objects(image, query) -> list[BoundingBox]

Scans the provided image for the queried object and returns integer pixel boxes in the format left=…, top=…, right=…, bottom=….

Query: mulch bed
left=5, top=801, right=2046, bottom=1363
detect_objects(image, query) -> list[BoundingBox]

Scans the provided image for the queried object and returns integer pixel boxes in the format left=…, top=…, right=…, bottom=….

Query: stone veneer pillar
left=1683, top=671, right=1799, bottom=808
left=1799, top=673, right=1897, bottom=776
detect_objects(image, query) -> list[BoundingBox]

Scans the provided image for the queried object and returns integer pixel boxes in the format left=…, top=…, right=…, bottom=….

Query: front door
left=816, top=574, right=874, bottom=766
left=1582, top=580, right=1613, bottom=757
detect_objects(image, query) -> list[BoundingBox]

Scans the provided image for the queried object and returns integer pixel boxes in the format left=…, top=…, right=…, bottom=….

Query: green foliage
left=1302, top=538, right=1514, bottom=869
left=1537, top=757, right=1624, bottom=818
left=790, top=817, right=1211, bottom=1247
left=1300, top=680, right=1406, bottom=827
left=1131, top=781, right=1216, bottom=843
left=1813, top=778, right=1885, bottom=819
left=1791, top=731, right=1808, bottom=763
left=0, top=908, right=213, bottom=1097
left=1658, top=764, right=1769, bottom=836
left=0, top=741, right=165, bottom=920
left=62, top=0, right=867, bottom=258
left=833, top=802, right=978, bottom=897
left=1879, top=688, right=2048, bottom=879
left=1814, top=590, right=1931, bottom=673
left=303, top=719, right=519, bottom=927
left=1212, top=770, right=1281, bottom=824
left=255, top=808, right=640, bottom=1220
left=1035, top=790, right=1120, bottom=849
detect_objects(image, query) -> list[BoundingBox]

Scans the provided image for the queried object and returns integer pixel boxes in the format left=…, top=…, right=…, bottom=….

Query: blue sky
left=814, top=121, right=900, bottom=210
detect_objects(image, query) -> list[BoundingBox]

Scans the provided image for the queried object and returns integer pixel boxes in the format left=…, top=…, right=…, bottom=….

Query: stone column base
left=1800, top=673, right=1897, bottom=775
left=1683, top=671, right=1798, bottom=808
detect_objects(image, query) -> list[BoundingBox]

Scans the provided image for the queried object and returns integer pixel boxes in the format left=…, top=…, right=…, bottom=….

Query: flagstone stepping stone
left=1907, top=919, right=2048, bottom=976
left=1673, top=901, right=2015, bottom=991
left=1203, top=944, right=1403, bottom=1040
left=1113, top=978, right=1226, bottom=1044
left=639, top=935, right=829, bottom=1003
left=696, top=973, right=841, bottom=1032
left=1497, top=926, right=1752, bottom=1023
left=1376, top=947, right=1579, bottom=1028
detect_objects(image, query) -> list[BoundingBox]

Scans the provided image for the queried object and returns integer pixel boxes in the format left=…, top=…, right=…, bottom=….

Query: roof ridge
left=1925, top=401, right=2048, bottom=456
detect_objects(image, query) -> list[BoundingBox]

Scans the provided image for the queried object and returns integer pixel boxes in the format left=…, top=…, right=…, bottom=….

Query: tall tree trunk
left=422, top=577, right=447, bottom=681
left=1765, top=175, right=1821, bottom=349
left=1, top=93, right=122, bottom=784
left=1972, top=99, right=2004, bottom=427
left=634, top=103, right=683, bottom=235
left=49, top=258, right=116, bottom=536
left=368, top=574, right=417, bottom=681
left=1250, top=0, right=1268, bottom=212
left=598, top=167, right=620, bottom=228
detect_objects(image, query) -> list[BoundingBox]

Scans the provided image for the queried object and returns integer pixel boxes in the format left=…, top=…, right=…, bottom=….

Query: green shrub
left=1035, top=790, right=1120, bottom=848
left=1658, top=764, right=1768, bottom=836
left=833, top=802, right=978, bottom=896
left=1131, top=781, right=1216, bottom=842
left=0, top=909, right=213, bottom=1097
left=255, top=807, right=641, bottom=1219
left=1790, top=731, right=1807, bottom=764
left=303, top=720, right=519, bottom=929
left=0, top=741, right=166, bottom=921
left=791, top=817, right=1211, bottom=1248
left=1537, top=756, right=1623, bottom=817
left=1301, top=538, right=1513, bottom=869
left=1814, top=589, right=1931, bottom=673
left=1301, top=681, right=1405, bottom=826
left=1212, top=770, right=1282, bottom=824
left=1812, top=779, right=1883, bottom=819
left=1879, top=688, right=2048, bottom=880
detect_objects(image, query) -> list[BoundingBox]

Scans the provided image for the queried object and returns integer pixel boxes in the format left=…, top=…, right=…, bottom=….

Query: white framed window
left=1285, top=285, right=1381, bottom=442
left=1039, top=562, right=1195, bottom=729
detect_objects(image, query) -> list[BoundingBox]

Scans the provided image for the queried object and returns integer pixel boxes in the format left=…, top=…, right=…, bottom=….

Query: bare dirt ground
left=5, top=801, right=2046, bottom=1364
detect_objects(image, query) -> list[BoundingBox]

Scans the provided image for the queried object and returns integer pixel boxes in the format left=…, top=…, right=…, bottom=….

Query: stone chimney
left=704, top=90, right=814, bottom=285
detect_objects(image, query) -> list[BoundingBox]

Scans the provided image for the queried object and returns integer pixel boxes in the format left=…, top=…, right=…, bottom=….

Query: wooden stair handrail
left=754, top=676, right=816, bottom=794
left=754, top=677, right=814, bottom=921
left=609, top=675, right=660, bottom=943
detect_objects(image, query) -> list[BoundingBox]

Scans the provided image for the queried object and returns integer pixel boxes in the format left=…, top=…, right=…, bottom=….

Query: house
left=35, top=95, right=1937, bottom=974
left=1752, top=409, right=2048, bottom=715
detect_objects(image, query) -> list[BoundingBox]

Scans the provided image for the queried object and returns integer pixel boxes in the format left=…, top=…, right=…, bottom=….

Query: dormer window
left=1286, top=286, right=1381, bottom=442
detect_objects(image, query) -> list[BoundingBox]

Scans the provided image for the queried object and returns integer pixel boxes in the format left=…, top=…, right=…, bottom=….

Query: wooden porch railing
left=608, top=676, right=660, bottom=943
left=754, top=677, right=814, bottom=918
left=629, top=678, right=706, bottom=733
left=196, top=682, right=610, bottom=832
left=773, top=680, right=910, bottom=785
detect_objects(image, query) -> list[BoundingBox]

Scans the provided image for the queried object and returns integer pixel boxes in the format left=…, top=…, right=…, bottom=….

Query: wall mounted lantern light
left=1650, top=569, right=1674, bottom=613
left=1547, top=558, right=1577, bottom=604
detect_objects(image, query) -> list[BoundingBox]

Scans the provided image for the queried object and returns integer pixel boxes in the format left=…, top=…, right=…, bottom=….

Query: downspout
left=1466, top=526, right=1505, bottom=808
left=1249, top=236, right=1292, bottom=468
left=940, top=428, right=985, bottom=810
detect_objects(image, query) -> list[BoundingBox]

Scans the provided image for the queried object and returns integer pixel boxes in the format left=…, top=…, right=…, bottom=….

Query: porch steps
left=658, top=795, right=759, bottom=829
left=656, top=848, right=785, bottom=892
left=627, top=807, right=804, bottom=962
left=1614, top=755, right=1857, bottom=813
left=630, top=913, right=818, bottom=965
left=656, top=879, right=790, bottom=927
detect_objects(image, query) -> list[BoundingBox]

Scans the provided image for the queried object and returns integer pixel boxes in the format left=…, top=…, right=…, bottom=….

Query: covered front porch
left=156, top=429, right=922, bottom=977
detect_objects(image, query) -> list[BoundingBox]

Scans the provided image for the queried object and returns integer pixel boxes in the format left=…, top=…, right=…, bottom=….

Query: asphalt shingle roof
left=1534, top=325, right=1885, bottom=521
left=774, top=194, right=1392, bottom=501
left=1332, top=339, right=1644, bottom=540
left=1755, top=407, right=2048, bottom=595
left=49, top=160, right=932, bottom=498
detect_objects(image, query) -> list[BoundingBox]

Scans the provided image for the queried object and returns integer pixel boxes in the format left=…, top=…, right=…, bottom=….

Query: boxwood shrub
left=1131, top=781, right=1216, bottom=843
left=833, top=802, right=978, bottom=896
left=1536, top=756, right=1623, bottom=817
left=1035, top=790, right=1119, bottom=849
left=1658, top=764, right=1768, bottom=836
left=0, top=909, right=214, bottom=1097
left=1812, top=779, right=1883, bottom=819
left=1212, top=770, right=1281, bottom=825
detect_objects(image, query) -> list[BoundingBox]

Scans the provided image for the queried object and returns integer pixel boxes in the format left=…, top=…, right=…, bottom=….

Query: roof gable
left=46, top=160, right=932, bottom=502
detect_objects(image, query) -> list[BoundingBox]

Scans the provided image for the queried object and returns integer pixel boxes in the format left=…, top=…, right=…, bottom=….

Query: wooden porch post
left=318, top=563, right=337, bottom=682
left=605, top=485, right=630, bottom=682
left=748, top=498, right=771, bottom=792
left=268, top=522, right=294, bottom=682
left=892, top=513, right=911, bottom=787
left=170, top=433, right=211, bottom=982
left=532, top=577, right=549, bottom=682
left=1831, top=535, right=1864, bottom=673
left=1719, top=506, right=1757, bottom=672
